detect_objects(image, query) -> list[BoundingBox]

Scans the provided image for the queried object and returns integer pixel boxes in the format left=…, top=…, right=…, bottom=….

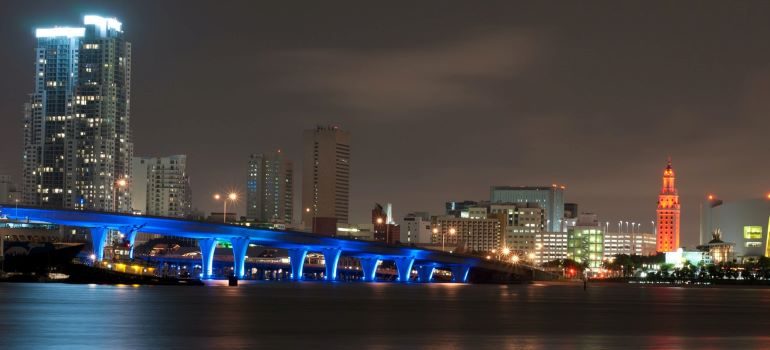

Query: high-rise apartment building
left=656, top=159, right=680, bottom=252
left=130, top=155, right=191, bottom=218
left=23, top=16, right=132, bottom=212
left=246, top=151, right=293, bottom=224
left=490, top=185, right=565, bottom=232
left=301, top=126, right=350, bottom=231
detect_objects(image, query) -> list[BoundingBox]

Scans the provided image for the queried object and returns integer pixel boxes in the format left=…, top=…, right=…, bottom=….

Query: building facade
left=566, top=214, right=605, bottom=270
left=246, top=151, right=293, bottom=224
left=23, top=16, right=133, bottom=212
left=656, top=159, right=680, bottom=252
left=533, top=231, right=569, bottom=265
left=603, top=231, right=658, bottom=258
left=432, top=216, right=501, bottom=252
left=130, top=155, right=191, bottom=218
left=700, top=197, right=770, bottom=261
left=0, top=176, right=20, bottom=204
left=490, top=185, right=565, bottom=232
left=400, top=212, right=432, bottom=244
left=301, top=126, right=350, bottom=231
left=488, top=203, right=544, bottom=255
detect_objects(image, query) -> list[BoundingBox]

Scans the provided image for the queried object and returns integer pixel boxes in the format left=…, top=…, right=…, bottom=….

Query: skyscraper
left=490, top=185, right=565, bottom=232
left=246, top=151, right=293, bottom=224
left=23, top=15, right=132, bottom=212
left=130, top=155, right=191, bottom=218
left=656, top=159, right=680, bottom=252
left=301, top=126, right=350, bottom=231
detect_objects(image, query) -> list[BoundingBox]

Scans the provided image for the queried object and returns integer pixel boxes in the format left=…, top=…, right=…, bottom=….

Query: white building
left=400, top=212, right=432, bottom=244
left=603, top=231, right=657, bottom=258
left=130, top=155, right=191, bottom=217
left=534, top=231, right=569, bottom=265
left=700, top=197, right=770, bottom=261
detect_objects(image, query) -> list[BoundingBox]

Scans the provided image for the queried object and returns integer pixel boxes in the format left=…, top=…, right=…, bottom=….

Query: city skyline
left=2, top=2, right=770, bottom=248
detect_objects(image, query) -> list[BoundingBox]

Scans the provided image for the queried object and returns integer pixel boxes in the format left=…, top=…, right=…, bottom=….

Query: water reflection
left=1, top=282, right=769, bottom=349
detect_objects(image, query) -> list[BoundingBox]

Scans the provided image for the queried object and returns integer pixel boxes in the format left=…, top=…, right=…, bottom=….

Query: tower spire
left=657, top=158, right=680, bottom=252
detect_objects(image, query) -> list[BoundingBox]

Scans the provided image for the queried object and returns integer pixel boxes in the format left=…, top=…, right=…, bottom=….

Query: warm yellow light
left=528, top=253, right=536, bottom=260
left=213, top=193, right=221, bottom=200
left=449, top=228, right=456, bottom=235
left=228, top=192, right=237, bottom=201
left=306, top=208, right=311, bottom=213
left=432, top=228, right=438, bottom=234
left=116, top=179, right=127, bottom=187
left=502, top=248, right=511, bottom=255
left=707, top=194, right=714, bottom=201
left=766, top=193, right=770, bottom=200
left=511, top=255, right=520, bottom=263
left=376, top=217, right=384, bottom=224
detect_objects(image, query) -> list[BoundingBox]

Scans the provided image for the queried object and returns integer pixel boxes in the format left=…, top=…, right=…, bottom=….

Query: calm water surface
left=1, top=281, right=769, bottom=349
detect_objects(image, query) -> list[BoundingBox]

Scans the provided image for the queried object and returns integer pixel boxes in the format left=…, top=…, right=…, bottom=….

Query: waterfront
left=1, top=282, right=769, bottom=349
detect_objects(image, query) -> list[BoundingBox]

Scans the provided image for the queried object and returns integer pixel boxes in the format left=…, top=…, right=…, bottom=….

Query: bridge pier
left=288, top=249, right=307, bottom=280
left=417, top=265, right=435, bottom=283
left=230, top=237, right=250, bottom=279
left=89, top=227, right=109, bottom=261
left=198, top=238, right=217, bottom=279
left=321, top=248, right=342, bottom=281
left=393, top=256, right=415, bottom=282
left=117, top=228, right=138, bottom=259
left=359, top=256, right=381, bottom=281
left=450, top=265, right=471, bottom=283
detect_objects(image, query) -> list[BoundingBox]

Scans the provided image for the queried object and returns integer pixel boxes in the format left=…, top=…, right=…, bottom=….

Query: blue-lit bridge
left=0, top=206, right=554, bottom=283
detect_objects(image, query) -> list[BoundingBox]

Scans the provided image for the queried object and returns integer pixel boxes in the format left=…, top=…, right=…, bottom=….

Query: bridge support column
left=359, top=257, right=381, bottom=282
left=118, top=228, right=138, bottom=259
left=417, top=265, right=435, bottom=283
left=321, top=248, right=342, bottom=281
left=451, top=265, right=471, bottom=283
left=394, top=256, right=415, bottom=282
left=199, top=238, right=217, bottom=279
left=288, top=249, right=307, bottom=280
left=230, top=237, right=250, bottom=279
left=89, top=227, right=109, bottom=262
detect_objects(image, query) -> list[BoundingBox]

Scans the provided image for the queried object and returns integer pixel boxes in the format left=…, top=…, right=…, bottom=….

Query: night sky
left=2, top=1, right=770, bottom=247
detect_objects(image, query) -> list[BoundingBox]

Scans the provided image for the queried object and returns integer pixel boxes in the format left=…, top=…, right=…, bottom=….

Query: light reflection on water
left=1, top=282, right=769, bottom=349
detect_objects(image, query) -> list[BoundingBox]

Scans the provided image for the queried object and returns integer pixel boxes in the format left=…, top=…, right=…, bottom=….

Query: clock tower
left=656, top=158, right=680, bottom=252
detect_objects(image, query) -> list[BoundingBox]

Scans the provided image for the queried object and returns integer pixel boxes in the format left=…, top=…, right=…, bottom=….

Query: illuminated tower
left=656, top=158, right=680, bottom=252
left=23, top=15, right=132, bottom=212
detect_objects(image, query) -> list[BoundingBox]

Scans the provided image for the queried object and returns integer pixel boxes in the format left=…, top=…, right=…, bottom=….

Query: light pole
left=214, top=192, right=238, bottom=223
left=113, top=178, right=127, bottom=212
left=651, top=220, right=656, bottom=235
left=442, top=227, right=456, bottom=252
left=624, top=221, right=629, bottom=234
left=618, top=221, right=622, bottom=234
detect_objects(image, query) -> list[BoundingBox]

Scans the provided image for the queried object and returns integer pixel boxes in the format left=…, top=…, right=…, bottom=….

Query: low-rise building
left=400, top=212, right=432, bottom=244
left=534, top=231, right=569, bottom=265
left=432, top=216, right=501, bottom=252
left=603, top=231, right=657, bottom=258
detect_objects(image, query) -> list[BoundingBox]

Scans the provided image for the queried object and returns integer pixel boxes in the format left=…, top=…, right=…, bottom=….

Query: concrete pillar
left=118, top=228, right=138, bottom=259
left=198, top=238, right=217, bottom=279
left=89, top=227, right=109, bottom=262
left=288, top=249, right=307, bottom=280
left=417, top=265, right=435, bottom=283
left=321, top=248, right=342, bottom=281
left=230, top=237, right=250, bottom=279
left=451, top=265, right=471, bottom=283
left=393, top=256, right=415, bottom=282
left=359, top=256, right=381, bottom=282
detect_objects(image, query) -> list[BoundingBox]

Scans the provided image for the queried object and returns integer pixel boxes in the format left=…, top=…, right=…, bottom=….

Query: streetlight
left=502, top=247, right=511, bottom=256
left=511, top=255, right=520, bottom=264
left=651, top=220, right=656, bottom=235
left=113, top=177, right=127, bottom=212
left=441, top=227, right=456, bottom=252
left=214, top=192, right=238, bottom=223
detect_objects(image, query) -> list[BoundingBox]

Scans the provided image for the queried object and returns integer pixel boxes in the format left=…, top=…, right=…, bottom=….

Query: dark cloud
left=1, top=1, right=770, bottom=248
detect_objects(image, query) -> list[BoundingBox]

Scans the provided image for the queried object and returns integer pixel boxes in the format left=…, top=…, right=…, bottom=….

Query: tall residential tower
left=246, top=151, right=293, bottom=224
left=301, top=126, right=350, bottom=232
left=23, top=15, right=132, bottom=212
left=656, top=159, right=680, bottom=252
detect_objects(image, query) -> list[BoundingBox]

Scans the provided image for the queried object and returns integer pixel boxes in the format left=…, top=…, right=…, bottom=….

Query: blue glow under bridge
left=0, top=206, right=551, bottom=283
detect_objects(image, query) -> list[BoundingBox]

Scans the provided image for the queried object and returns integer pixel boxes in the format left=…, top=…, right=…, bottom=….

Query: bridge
left=0, top=206, right=554, bottom=283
